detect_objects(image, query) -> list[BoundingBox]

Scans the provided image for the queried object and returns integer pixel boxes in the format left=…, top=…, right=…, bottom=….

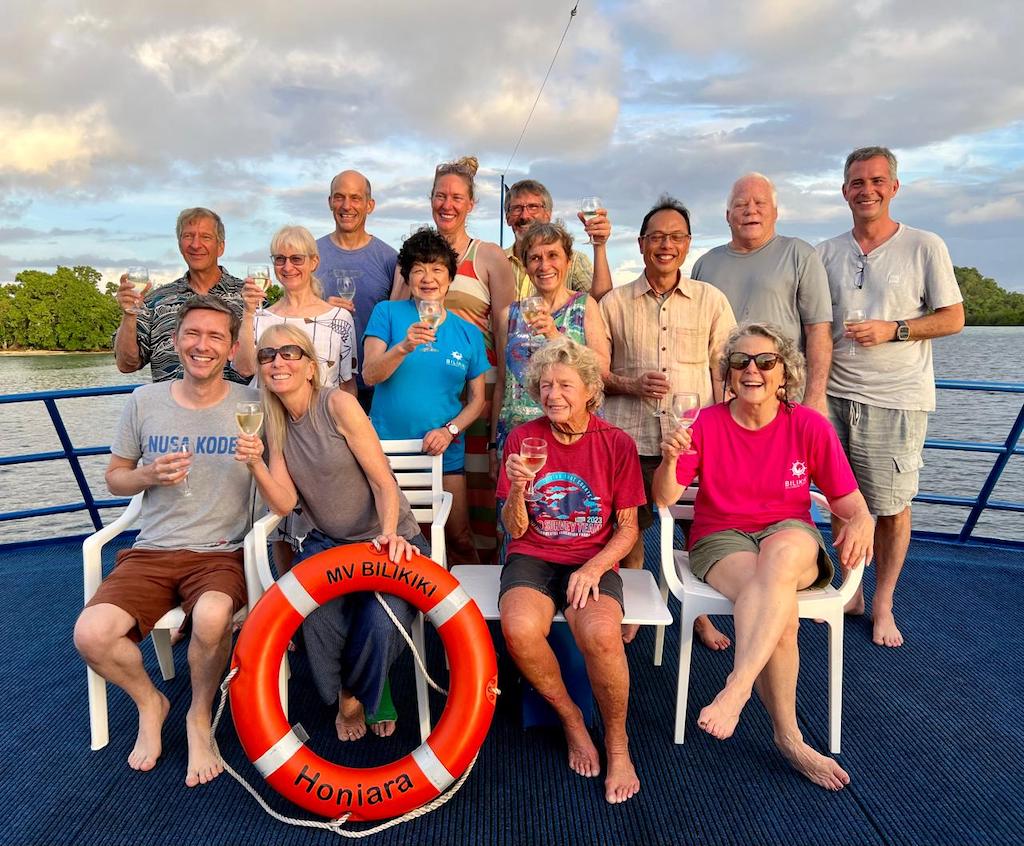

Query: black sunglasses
left=257, top=344, right=309, bottom=365
left=728, top=352, right=782, bottom=371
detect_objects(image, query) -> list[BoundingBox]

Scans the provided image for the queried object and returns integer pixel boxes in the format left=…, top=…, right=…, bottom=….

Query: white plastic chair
left=84, top=493, right=250, bottom=751
left=657, top=488, right=865, bottom=752
left=245, top=438, right=452, bottom=743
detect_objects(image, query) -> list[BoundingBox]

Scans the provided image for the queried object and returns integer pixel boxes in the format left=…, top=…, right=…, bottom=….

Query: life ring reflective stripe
left=230, top=542, right=498, bottom=822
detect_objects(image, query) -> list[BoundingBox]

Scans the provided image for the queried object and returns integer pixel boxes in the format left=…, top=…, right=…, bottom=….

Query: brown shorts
left=86, top=547, right=246, bottom=642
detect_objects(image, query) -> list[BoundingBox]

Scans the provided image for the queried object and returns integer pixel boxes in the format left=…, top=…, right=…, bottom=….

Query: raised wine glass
left=125, top=266, right=151, bottom=315
left=521, top=295, right=546, bottom=352
left=416, top=299, right=443, bottom=352
left=236, top=401, right=264, bottom=436
left=333, top=270, right=357, bottom=302
left=247, top=264, right=272, bottom=292
left=670, top=392, right=700, bottom=455
left=579, top=196, right=602, bottom=245
left=520, top=437, right=548, bottom=502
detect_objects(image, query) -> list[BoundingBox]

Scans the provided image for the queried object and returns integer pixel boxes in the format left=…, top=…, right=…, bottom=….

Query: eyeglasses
left=642, top=232, right=691, bottom=245
left=256, top=345, right=309, bottom=365
left=727, top=352, right=783, bottom=371
left=272, top=254, right=308, bottom=267
left=508, top=203, right=546, bottom=216
left=180, top=232, right=218, bottom=244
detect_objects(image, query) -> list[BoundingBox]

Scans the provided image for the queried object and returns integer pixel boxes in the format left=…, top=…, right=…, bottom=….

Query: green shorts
left=688, top=519, right=834, bottom=589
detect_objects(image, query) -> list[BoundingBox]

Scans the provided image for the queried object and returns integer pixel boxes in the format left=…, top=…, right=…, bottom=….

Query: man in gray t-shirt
left=75, top=296, right=258, bottom=788
left=692, top=172, right=833, bottom=412
left=818, top=146, right=964, bottom=649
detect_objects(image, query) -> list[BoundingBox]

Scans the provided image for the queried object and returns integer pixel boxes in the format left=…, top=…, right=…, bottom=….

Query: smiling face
left=328, top=171, right=374, bottom=236
left=525, top=238, right=569, bottom=294
left=172, top=307, right=237, bottom=383
left=842, top=156, right=900, bottom=226
left=728, top=334, right=785, bottom=410
left=431, top=173, right=475, bottom=237
left=539, top=362, right=595, bottom=429
left=272, top=241, right=319, bottom=293
left=507, top=190, right=552, bottom=242
left=178, top=215, right=225, bottom=275
left=638, top=209, right=691, bottom=283
left=258, top=331, right=317, bottom=398
left=726, top=175, right=778, bottom=251
left=407, top=260, right=452, bottom=302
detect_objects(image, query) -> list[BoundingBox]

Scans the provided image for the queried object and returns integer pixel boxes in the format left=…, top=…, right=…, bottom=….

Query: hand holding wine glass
left=579, top=197, right=602, bottom=245
left=333, top=270, right=357, bottom=303
left=843, top=309, right=866, bottom=357
left=669, top=392, right=700, bottom=455
left=519, top=437, right=548, bottom=501
left=177, top=444, right=193, bottom=497
left=416, top=299, right=444, bottom=352
left=124, top=266, right=151, bottom=316
left=236, top=402, right=264, bottom=435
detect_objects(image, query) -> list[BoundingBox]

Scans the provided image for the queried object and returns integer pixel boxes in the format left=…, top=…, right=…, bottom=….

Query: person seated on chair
left=497, top=337, right=646, bottom=805
left=74, top=295, right=258, bottom=787
left=234, top=324, right=429, bottom=741
left=652, top=321, right=874, bottom=791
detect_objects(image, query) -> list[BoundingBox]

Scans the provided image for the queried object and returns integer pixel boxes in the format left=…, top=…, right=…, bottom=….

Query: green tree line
left=955, top=266, right=1024, bottom=326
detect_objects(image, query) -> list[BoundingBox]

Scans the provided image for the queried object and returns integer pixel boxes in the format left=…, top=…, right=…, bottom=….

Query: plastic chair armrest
left=82, top=493, right=144, bottom=602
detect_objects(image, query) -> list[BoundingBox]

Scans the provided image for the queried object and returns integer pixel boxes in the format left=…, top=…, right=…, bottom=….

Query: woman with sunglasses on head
left=652, top=322, right=874, bottom=791
left=235, top=324, right=427, bottom=741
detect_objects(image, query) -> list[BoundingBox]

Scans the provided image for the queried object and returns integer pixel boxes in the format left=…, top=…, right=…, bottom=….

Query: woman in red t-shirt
left=653, top=322, right=874, bottom=791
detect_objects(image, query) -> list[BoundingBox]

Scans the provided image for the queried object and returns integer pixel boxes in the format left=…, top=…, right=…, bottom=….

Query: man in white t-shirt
left=817, top=146, right=964, bottom=648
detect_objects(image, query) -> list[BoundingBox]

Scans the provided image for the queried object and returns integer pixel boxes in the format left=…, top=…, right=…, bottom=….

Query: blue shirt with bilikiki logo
left=365, top=300, right=488, bottom=472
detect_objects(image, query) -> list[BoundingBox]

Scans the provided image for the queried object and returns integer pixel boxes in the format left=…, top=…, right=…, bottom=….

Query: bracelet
left=487, top=441, right=498, bottom=451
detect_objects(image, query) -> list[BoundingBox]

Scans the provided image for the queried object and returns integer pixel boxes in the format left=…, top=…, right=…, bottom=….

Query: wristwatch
left=895, top=320, right=910, bottom=341
left=445, top=421, right=460, bottom=437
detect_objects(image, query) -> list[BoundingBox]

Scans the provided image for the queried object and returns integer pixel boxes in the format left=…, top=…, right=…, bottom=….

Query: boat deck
left=3, top=528, right=1022, bottom=846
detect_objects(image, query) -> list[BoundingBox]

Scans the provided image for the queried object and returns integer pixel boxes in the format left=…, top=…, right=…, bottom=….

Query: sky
left=1, top=0, right=1022, bottom=291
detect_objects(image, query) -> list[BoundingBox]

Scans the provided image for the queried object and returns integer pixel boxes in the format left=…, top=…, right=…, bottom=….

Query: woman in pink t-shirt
left=653, top=322, right=874, bottom=791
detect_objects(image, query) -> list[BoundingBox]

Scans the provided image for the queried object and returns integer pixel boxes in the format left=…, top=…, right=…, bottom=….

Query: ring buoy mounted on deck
left=230, top=543, right=498, bottom=822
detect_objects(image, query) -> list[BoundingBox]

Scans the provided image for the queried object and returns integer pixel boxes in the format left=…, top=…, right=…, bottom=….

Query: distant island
left=0, top=263, right=1020, bottom=352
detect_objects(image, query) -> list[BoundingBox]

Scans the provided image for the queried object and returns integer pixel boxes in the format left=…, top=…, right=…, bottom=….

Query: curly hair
left=524, top=336, right=604, bottom=413
left=398, top=227, right=458, bottom=283
left=719, top=322, right=806, bottom=405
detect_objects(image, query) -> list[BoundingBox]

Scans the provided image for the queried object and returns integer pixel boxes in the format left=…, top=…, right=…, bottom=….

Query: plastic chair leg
left=653, top=571, right=669, bottom=667
left=826, top=610, right=844, bottom=754
left=87, top=667, right=109, bottom=751
left=675, top=605, right=700, bottom=744
left=412, top=612, right=430, bottom=743
left=152, top=629, right=176, bottom=681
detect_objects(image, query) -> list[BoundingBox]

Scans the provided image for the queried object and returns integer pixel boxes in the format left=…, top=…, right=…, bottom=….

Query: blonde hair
left=256, top=323, right=322, bottom=454
left=524, top=336, right=605, bottom=413
left=433, top=156, right=479, bottom=200
left=270, top=225, right=323, bottom=297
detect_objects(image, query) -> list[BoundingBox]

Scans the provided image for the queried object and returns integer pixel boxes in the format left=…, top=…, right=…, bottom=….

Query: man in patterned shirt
left=114, top=208, right=256, bottom=383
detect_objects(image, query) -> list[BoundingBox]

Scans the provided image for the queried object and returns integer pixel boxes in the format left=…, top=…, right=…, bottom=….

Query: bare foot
left=694, top=615, right=731, bottom=650
left=872, top=608, right=904, bottom=647
left=128, top=691, right=170, bottom=772
left=604, top=747, right=640, bottom=804
left=169, top=627, right=186, bottom=647
left=697, top=685, right=750, bottom=740
left=621, top=623, right=640, bottom=644
left=776, top=735, right=850, bottom=791
left=184, top=712, right=223, bottom=787
left=561, top=706, right=600, bottom=777
left=336, top=692, right=367, bottom=741
left=845, top=587, right=865, bottom=616
left=369, top=720, right=396, bottom=738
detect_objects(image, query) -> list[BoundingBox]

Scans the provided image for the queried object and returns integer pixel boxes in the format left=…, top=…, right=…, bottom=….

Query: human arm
left=566, top=507, right=639, bottom=609
left=489, top=306, right=511, bottom=480
left=845, top=303, right=965, bottom=347
left=582, top=297, right=611, bottom=378
left=651, top=427, right=696, bottom=507
left=422, top=372, right=486, bottom=456
left=231, top=278, right=265, bottom=379
left=825, top=489, right=874, bottom=571
left=579, top=209, right=612, bottom=301
left=360, top=303, right=435, bottom=386
left=388, top=264, right=409, bottom=300
left=479, top=241, right=516, bottom=344
left=801, top=322, right=832, bottom=413
left=500, top=451, right=533, bottom=539
left=234, top=434, right=299, bottom=516
left=708, top=294, right=736, bottom=404
left=113, top=274, right=146, bottom=373
left=105, top=452, right=191, bottom=496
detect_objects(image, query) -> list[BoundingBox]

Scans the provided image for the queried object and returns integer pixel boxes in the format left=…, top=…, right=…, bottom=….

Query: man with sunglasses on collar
left=817, top=146, right=964, bottom=648
left=600, top=195, right=736, bottom=646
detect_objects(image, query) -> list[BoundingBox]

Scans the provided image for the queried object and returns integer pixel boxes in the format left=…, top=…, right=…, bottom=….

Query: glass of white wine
left=844, top=308, right=866, bottom=357
left=579, top=196, right=602, bottom=245
left=247, top=264, right=272, bottom=293
left=178, top=443, right=193, bottom=498
left=521, top=295, right=546, bottom=352
left=333, top=270, right=357, bottom=302
left=126, top=266, right=151, bottom=315
left=670, top=392, right=700, bottom=455
left=416, top=299, right=443, bottom=352
left=520, top=437, right=548, bottom=502
left=236, top=401, right=264, bottom=436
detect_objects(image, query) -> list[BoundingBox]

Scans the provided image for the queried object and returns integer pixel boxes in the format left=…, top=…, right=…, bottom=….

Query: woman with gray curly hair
left=496, top=337, right=645, bottom=805
left=653, top=322, right=874, bottom=791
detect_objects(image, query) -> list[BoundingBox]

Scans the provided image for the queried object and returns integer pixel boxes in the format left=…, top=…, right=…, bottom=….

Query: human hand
left=566, top=560, right=607, bottom=609
left=845, top=319, right=898, bottom=348
left=234, top=432, right=264, bottom=466
left=660, top=427, right=693, bottom=461
left=149, top=450, right=191, bottom=487
left=401, top=321, right=436, bottom=353
left=638, top=371, right=670, bottom=399
left=241, top=278, right=266, bottom=314
left=578, top=208, right=610, bottom=246
left=525, top=304, right=558, bottom=339
left=504, top=452, right=536, bottom=489
left=372, top=532, right=415, bottom=563
left=833, top=512, right=875, bottom=571
left=116, top=274, right=144, bottom=316
left=488, top=448, right=500, bottom=483
left=422, top=427, right=454, bottom=456
left=327, top=295, right=356, bottom=313
left=803, top=392, right=829, bottom=416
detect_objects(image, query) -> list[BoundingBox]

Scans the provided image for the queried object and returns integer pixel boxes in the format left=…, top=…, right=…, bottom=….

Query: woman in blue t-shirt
left=363, top=228, right=488, bottom=564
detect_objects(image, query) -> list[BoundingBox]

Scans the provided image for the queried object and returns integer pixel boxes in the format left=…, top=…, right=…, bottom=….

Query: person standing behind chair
left=363, top=228, right=489, bottom=565
left=817, top=146, right=964, bottom=648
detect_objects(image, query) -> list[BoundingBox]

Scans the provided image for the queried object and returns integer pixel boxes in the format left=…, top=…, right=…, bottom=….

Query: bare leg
left=184, top=591, right=235, bottom=787
left=75, top=603, right=170, bottom=772
left=336, top=691, right=368, bottom=741
left=694, top=616, right=731, bottom=650
left=566, top=597, right=639, bottom=804
left=872, top=509, right=910, bottom=647
left=500, top=588, right=599, bottom=778
left=443, top=474, right=480, bottom=565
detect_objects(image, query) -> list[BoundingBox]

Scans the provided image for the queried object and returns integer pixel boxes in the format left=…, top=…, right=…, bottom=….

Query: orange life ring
left=230, top=542, right=498, bottom=821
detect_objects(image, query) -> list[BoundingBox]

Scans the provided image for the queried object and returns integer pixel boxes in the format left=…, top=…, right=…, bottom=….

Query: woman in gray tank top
left=235, top=323, right=427, bottom=741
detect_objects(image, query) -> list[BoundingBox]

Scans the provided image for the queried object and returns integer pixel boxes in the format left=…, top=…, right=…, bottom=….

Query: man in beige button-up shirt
left=601, top=196, right=735, bottom=646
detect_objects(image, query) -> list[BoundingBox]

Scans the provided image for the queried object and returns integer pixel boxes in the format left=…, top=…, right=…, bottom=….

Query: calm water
left=1, top=327, right=1022, bottom=542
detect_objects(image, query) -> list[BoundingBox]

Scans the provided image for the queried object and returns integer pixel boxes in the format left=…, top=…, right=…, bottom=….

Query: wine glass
left=670, top=392, right=700, bottom=455
left=236, top=401, right=264, bottom=436
left=843, top=308, right=866, bottom=357
left=247, top=264, right=272, bottom=293
left=416, top=300, right=443, bottom=352
left=333, top=270, right=357, bottom=302
left=520, top=437, right=548, bottom=502
left=579, top=196, right=602, bottom=245
left=125, top=266, right=151, bottom=315
left=178, top=444, right=193, bottom=498
left=521, top=296, right=546, bottom=352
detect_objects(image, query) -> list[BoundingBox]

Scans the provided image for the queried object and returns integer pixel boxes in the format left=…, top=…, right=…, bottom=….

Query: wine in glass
left=333, top=270, right=357, bottom=302
left=236, top=401, right=264, bottom=436
left=670, top=392, right=700, bottom=455
left=178, top=444, right=193, bottom=498
left=579, top=196, right=602, bottom=245
left=843, top=308, right=866, bottom=357
left=247, top=264, right=272, bottom=293
left=125, top=266, right=151, bottom=315
left=416, top=299, right=443, bottom=352
left=521, top=295, right=546, bottom=351
left=520, top=437, right=548, bottom=502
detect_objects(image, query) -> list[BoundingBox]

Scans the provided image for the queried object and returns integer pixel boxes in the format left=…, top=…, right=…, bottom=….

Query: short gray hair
left=505, top=179, right=553, bottom=214
left=719, top=322, right=805, bottom=402
left=524, top=336, right=604, bottom=413
left=844, top=146, right=898, bottom=183
left=728, top=172, right=778, bottom=209
left=519, top=220, right=574, bottom=266
left=176, top=207, right=225, bottom=243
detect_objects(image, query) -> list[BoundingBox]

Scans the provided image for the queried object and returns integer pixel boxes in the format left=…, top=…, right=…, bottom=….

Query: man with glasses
left=600, top=196, right=736, bottom=645
left=692, top=173, right=833, bottom=413
left=115, top=208, right=252, bottom=383
left=316, top=170, right=398, bottom=410
left=504, top=179, right=613, bottom=300
left=818, top=146, right=964, bottom=648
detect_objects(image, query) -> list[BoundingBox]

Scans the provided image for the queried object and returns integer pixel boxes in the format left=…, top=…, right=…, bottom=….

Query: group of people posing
left=74, top=145, right=964, bottom=806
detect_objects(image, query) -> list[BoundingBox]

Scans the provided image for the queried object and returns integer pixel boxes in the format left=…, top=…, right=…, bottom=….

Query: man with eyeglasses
left=316, top=170, right=399, bottom=410
left=503, top=179, right=613, bottom=300
left=817, top=146, right=964, bottom=648
left=691, top=173, right=833, bottom=413
left=600, top=196, right=736, bottom=646
left=114, top=208, right=251, bottom=383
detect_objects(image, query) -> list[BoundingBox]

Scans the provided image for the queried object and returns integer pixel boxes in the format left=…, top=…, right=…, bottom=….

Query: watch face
left=897, top=323, right=910, bottom=340
left=447, top=423, right=459, bottom=435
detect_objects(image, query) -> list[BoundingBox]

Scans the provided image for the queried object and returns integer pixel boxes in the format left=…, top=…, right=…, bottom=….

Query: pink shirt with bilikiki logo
left=674, top=402, right=857, bottom=549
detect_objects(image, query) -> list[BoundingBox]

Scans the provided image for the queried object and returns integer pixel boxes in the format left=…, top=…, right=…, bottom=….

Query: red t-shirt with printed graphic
left=674, top=402, right=858, bottom=549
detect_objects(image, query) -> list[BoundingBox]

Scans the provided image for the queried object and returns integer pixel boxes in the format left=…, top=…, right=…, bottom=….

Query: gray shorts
left=499, top=553, right=625, bottom=614
left=689, top=519, right=834, bottom=590
left=828, top=396, right=927, bottom=517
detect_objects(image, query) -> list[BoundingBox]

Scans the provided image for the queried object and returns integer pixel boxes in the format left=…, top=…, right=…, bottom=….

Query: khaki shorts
left=87, top=547, right=246, bottom=642
left=688, top=519, right=834, bottom=589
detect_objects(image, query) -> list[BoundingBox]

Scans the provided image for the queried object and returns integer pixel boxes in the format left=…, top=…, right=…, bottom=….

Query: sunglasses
left=271, top=254, right=308, bottom=267
left=728, top=352, right=783, bottom=371
left=257, top=345, right=309, bottom=365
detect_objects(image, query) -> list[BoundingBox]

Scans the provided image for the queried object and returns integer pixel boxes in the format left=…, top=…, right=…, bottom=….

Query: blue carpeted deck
left=1, top=529, right=1022, bottom=846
